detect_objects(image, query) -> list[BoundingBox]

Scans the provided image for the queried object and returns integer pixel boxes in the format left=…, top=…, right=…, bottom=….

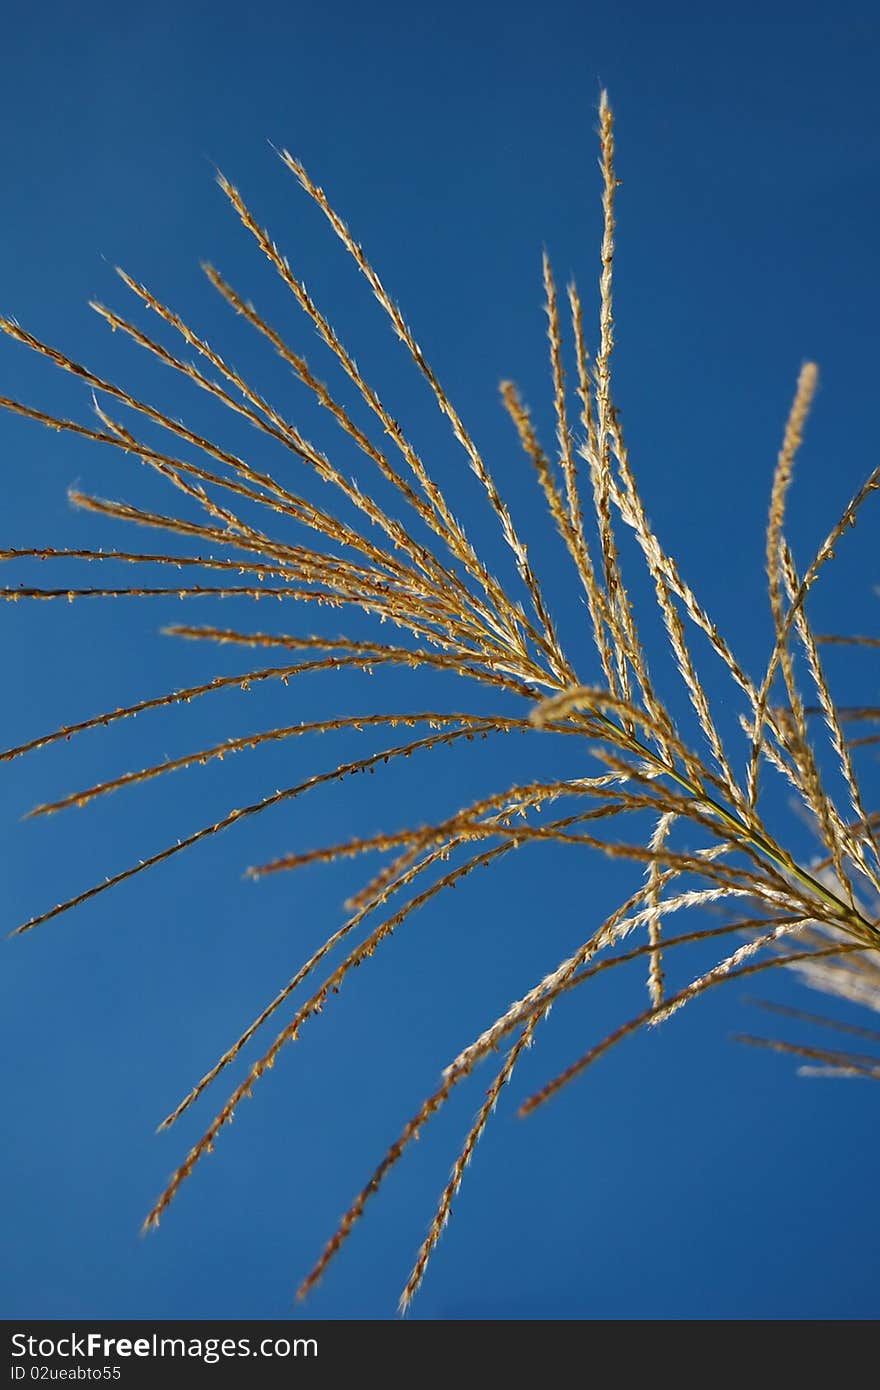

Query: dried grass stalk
left=2, top=90, right=878, bottom=1312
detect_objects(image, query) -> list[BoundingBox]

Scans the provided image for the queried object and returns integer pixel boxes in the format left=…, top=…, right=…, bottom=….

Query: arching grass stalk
left=2, top=90, right=878, bottom=1310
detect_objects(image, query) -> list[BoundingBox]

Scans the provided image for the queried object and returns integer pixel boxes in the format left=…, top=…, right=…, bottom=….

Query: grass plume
left=2, top=91, right=879, bottom=1312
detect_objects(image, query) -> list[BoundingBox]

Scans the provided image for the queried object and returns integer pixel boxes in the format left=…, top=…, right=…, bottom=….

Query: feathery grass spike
left=2, top=91, right=878, bottom=1313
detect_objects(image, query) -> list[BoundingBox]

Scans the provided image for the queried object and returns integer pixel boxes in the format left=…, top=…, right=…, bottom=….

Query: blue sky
left=1, top=2, right=879, bottom=1320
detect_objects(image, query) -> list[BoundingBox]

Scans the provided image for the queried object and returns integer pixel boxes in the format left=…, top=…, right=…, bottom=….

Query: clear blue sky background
left=2, top=2, right=879, bottom=1320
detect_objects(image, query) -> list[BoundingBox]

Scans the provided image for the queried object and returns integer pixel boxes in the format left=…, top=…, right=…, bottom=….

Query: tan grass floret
left=3, top=92, right=879, bottom=1311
